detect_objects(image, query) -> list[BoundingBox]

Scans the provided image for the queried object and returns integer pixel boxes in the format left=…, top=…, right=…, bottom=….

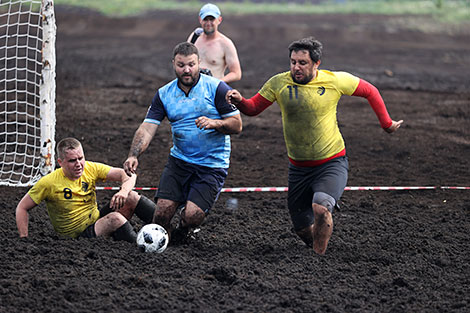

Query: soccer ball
left=136, top=224, right=169, bottom=253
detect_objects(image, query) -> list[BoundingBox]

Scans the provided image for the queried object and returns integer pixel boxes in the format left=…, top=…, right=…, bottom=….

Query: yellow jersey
left=28, top=161, right=112, bottom=238
left=258, top=70, right=359, bottom=161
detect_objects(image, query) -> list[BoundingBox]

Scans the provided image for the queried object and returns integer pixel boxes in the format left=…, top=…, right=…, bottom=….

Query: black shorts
left=79, top=204, right=113, bottom=238
left=287, top=156, right=349, bottom=231
left=156, top=155, right=227, bottom=213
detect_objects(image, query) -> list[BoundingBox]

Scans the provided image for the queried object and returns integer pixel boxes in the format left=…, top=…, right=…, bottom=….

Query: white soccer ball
left=136, top=224, right=169, bottom=253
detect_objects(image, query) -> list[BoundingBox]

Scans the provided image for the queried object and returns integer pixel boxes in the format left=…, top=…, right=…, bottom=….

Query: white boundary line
left=96, top=186, right=469, bottom=192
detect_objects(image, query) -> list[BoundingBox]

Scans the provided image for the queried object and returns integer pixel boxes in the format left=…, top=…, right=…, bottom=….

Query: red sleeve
left=237, top=93, right=273, bottom=116
left=352, top=79, right=393, bottom=129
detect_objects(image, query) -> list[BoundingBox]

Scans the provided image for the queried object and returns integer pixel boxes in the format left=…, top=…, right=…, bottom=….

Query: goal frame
left=39, top=0, right=56, bottom=176
left=0, top=0, right=56, bottom=187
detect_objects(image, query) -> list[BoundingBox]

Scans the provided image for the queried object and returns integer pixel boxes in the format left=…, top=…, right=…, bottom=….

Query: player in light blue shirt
left=124, top=42, right=242, bottom=243
left=144, top=69, right=238, bottom=168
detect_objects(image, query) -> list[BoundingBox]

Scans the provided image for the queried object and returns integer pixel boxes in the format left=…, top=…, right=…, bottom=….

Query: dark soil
left=1, top=6, right=469, bottom=313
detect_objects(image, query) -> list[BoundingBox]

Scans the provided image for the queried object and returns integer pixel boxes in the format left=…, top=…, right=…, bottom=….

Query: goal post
left=0, top=0, right=56, bottom=187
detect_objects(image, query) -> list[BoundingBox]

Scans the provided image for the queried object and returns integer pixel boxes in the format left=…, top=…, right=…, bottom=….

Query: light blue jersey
left=144, top=74, right=239, bottom=168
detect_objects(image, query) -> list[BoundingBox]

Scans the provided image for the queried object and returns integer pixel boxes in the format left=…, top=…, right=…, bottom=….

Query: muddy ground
left=1, top=5, right=469, bottom=313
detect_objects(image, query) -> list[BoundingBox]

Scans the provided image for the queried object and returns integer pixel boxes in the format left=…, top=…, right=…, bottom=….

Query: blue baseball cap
left=199, top=3, right=221, bottom=19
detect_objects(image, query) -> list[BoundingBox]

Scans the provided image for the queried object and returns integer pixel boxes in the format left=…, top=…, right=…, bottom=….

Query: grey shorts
left=287, top=156, right=349, bottom=231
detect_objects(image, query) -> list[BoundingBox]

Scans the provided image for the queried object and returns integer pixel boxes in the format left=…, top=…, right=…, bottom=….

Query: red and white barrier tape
left=96, top=186, right=470, bottom=192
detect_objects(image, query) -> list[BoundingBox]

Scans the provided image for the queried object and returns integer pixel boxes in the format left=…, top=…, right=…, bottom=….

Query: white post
left=39, top=0, right=56, bottom=175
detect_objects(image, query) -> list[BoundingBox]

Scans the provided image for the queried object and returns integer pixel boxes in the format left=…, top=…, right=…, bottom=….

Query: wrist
left=120, top=186, right=132, bottom=193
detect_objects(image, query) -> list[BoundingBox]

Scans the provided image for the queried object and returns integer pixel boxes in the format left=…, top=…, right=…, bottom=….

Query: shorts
left=156, top=155, right=227, bottom=213
left=79, top=204, right=113, bottom=238
left=287, top=156, right=349, bottom=231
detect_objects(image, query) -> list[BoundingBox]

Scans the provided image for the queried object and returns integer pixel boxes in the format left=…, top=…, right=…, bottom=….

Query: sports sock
left=99, top=203, right=113, bottom=218
left=112, top=221, right=137, bottom=243
left=134, top=196, right=156, bottom=224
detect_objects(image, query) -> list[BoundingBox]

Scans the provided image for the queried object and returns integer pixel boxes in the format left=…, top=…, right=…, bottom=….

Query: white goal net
left=0, top=0, right=56, bottom=187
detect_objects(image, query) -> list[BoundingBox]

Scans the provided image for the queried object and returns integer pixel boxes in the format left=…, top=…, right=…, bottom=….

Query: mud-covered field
left=1, top=6, right=469, bottom=312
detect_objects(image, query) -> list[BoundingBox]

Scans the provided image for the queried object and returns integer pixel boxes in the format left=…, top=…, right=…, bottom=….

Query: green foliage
left=52, top=0, right=470, bottom=23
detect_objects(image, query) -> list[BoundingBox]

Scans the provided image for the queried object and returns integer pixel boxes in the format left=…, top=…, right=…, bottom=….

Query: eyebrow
left=176, top=61, right=196, bottom=66
left=67, top=156, right=83, bottom=162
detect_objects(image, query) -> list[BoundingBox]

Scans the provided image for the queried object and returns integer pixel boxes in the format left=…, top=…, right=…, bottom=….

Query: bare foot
left=312, top=204, right=333, bottom=255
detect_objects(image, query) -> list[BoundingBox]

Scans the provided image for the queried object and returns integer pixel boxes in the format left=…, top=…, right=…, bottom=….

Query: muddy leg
left=312, top=203, right=333, bottom=255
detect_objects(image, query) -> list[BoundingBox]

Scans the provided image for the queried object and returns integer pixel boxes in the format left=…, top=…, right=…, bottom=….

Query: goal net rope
left=0, top=0, right=56, bottom=187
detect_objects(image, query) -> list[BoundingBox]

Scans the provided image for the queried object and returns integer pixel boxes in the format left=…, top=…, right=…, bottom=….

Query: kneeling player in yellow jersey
left=16, top=137, right=156, bottom=243
left=226, top=37, right=403, bottom=255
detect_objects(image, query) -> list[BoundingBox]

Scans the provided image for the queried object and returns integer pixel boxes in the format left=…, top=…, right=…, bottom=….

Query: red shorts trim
left=288, top=149, right=346, bottom=167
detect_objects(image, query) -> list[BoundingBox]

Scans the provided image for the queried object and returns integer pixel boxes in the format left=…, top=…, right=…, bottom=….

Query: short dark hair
left=173, top=42, right=199, bottom=59
left=288, top=37, right=323, bottom=63
left=56, top=137, right=81, bottom=159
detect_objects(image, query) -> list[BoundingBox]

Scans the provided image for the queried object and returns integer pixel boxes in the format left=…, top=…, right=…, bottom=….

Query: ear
left=57, top=158, right=62, bottom=167
left=218, top=16, right=223, bottom=23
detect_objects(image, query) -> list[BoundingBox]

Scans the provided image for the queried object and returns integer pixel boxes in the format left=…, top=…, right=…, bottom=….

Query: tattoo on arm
left=129, top=123, right=157, bottom=157
left=129, top=135, right=144, bottom=158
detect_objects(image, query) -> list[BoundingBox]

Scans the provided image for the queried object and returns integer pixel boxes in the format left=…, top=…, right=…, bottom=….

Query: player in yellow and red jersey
left=226, top=37, right=403, bottom=255
left=16, top=137, right=156, bottom=243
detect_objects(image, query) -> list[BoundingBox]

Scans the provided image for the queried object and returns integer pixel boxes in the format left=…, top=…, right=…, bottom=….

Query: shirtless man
left=187, top=3, right=242, bottom=83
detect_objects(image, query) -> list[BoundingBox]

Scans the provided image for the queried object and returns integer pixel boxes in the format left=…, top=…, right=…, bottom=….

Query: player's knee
left=181, top=206, right=205, bottom=227
left=156, top=198, right=176, bottom=211
left=104, top=212, right=127, bottom=229
left=313, top=192, right=336, bottom=213
left=153, top=207, right=171, bottom=225
left=153, top=200, right=176, bottom=226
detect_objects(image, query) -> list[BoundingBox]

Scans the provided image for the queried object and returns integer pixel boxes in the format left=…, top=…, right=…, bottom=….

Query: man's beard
left=291, top=72, right=313, bottom=85
left=177, top=72, right=198, bottom=87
